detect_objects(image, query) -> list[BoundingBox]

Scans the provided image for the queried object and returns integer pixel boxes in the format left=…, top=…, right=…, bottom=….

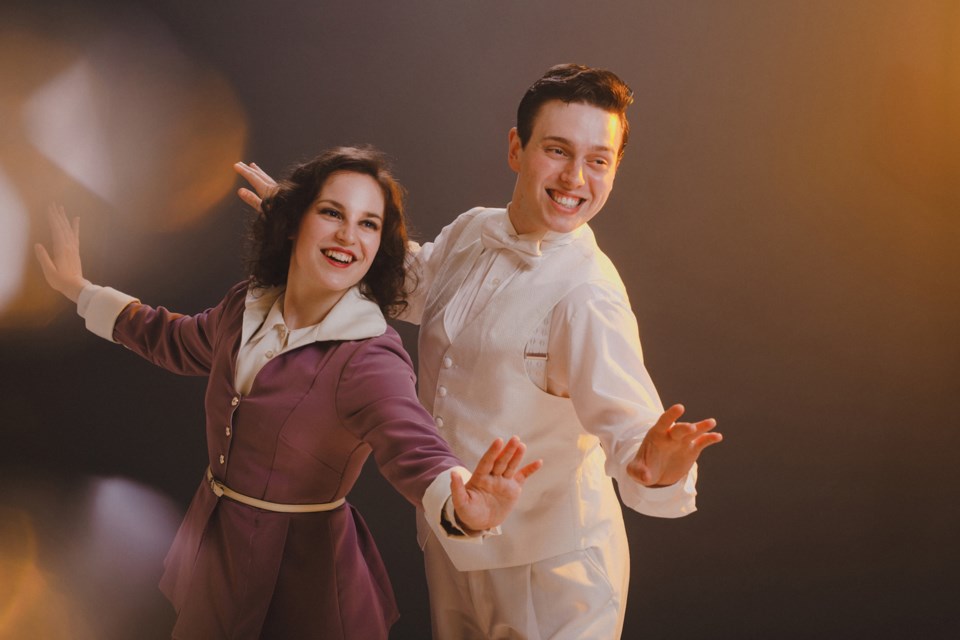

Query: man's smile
left=547, top=189, right=585, bottom=210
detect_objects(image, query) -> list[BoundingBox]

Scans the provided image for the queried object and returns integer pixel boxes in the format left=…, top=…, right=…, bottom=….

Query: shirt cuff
left=422, top=466, right=501, bottom=542
left=77, top=284, right=139, bottom=342
left=618, top=463, right=699, bottom=518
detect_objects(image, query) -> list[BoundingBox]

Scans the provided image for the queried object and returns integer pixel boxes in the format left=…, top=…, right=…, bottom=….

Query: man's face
left=507, top=100, right=623, bottom=236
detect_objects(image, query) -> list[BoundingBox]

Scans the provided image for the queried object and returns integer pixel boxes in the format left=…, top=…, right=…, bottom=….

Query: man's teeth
left=550, top=192, right=581, bottom=208
left=323, top=249, right=354, bottom=264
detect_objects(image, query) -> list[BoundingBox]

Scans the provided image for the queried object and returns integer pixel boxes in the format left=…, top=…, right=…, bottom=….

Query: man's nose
left=560, top=159, right=585, bottom=187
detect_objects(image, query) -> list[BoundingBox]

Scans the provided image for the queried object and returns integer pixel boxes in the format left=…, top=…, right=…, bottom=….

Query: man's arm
left=546, top=281, right=721, bottom=517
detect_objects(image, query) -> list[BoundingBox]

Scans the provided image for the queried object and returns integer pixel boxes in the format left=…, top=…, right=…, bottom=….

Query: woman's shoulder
left=353, top=325, right=408, bottom=359
left=341, top=325, right=413, bottom=372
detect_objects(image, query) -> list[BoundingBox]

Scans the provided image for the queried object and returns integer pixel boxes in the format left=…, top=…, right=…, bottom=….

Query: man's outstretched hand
left=628, top=404, right=722, bottom=488
left=233, top=161, right=278, bottom=213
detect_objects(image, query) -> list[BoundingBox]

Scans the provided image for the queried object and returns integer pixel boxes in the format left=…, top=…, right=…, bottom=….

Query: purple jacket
left=112, top=281, right=462, bottom=639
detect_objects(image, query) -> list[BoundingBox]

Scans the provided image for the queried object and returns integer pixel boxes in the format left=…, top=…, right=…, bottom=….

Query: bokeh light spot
left=0, top=168, right=29, bottom=314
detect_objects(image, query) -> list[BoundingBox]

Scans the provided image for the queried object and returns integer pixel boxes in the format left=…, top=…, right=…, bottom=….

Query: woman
left=35, top=146, right=540, bottom=639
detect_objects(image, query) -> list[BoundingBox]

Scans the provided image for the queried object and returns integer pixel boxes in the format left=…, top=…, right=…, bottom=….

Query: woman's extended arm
left=35, top=203, right=226, bottom=376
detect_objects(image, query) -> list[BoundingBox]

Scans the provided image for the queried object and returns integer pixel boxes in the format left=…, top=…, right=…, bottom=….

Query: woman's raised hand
left=34, top=204, right=90, bottom=303
left=450, top=436, right=542, bottom=532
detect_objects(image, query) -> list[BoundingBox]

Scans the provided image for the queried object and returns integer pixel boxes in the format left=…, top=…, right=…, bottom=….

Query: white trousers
left=422, top=526, right=629, bottom=640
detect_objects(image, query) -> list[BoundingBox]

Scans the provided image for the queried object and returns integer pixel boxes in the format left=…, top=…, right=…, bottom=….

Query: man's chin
left=543, top=213, right=586, bottom=234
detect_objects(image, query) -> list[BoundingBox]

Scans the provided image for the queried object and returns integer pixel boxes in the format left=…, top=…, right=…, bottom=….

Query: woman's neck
left=281, top=278, right=346, bottom=330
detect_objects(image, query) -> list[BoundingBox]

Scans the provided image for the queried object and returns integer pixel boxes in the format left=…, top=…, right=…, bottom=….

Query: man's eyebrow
left=541, top=135, right=615, bottom=153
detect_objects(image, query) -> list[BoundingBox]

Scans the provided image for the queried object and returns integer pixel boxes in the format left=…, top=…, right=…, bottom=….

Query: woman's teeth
left=323, top=249, right=354, bottom=264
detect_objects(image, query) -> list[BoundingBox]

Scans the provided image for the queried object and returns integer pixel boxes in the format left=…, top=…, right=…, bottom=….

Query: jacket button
left=219, top=454, right=225, bottom=464
left=437, top=386, right=447, bottom=397
left=442, top=357, right=453, bottom=369
left=435, top=416, right=444, bottom=428
left=231, top=396, right=240, bottom=407
left=225, top=426, right=231, bottom=437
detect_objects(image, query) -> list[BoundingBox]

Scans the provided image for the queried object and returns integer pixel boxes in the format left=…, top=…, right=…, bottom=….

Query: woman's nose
left=335, top=223, right=356, bottom=244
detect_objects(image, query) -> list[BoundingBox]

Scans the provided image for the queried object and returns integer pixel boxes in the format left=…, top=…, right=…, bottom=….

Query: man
left=401, top=64, right=721, bottom=639
left=236, top=63, right=721, bottom=639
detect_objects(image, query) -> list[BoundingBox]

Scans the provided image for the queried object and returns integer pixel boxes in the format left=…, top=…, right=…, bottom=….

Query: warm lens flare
left=0, top=508, right=88, bottom=639
left=0, top=476, right=182, bottom=638
left=0, top=11, right=247, bottom=326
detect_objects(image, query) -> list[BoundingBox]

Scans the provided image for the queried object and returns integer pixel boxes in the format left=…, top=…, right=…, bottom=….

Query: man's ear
left=507, top=127, right=523, bottom=173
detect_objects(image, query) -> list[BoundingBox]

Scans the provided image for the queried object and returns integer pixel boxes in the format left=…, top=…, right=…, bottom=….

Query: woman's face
left=288, top=170, right=385, bottom=299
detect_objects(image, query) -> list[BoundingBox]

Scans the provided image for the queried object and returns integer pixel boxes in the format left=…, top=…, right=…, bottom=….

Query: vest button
left=443, top=357, right=453, bottom=369
left=219, top=454, right=225, bottom=464
left=437, top=386, right=447, bottom=397
left=231, top=396, right=240, bottom=407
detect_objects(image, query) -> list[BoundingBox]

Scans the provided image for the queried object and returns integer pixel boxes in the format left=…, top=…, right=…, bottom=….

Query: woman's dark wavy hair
left=516, top=63, right=634, bottom=160
left=246, top=146, right=409, bottom=317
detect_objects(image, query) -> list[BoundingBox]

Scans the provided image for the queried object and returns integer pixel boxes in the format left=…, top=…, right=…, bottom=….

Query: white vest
left=417, top=208, right=627, bottom=571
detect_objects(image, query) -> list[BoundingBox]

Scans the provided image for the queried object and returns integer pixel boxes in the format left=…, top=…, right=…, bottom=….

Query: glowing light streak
left=22, top=60, right=116, bottom=203
left=0, top=169, right=29, bottom=313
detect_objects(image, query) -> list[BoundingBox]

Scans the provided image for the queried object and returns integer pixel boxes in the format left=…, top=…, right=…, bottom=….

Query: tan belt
left=206, top=467, right=345, bottom=513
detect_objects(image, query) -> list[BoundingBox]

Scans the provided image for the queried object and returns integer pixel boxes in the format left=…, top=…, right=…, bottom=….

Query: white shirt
left=405, top=209, right=693, bottom=514
left=234, top=286, right=386, bottom=395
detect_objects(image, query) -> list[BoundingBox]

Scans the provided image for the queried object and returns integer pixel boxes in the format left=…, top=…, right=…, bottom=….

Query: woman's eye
left=320, top=208, right=341, bottom=218
left=362, top=220, right=381, bottom=230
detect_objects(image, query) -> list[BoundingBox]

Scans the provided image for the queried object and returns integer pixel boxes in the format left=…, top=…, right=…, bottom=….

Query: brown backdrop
left=2, top=1, right=957, bottom=638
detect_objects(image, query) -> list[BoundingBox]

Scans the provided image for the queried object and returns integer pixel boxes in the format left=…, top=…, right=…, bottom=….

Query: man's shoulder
left=434, top=206, right=505, bottom=251
left=450, top=206, right=504, bottom=229
left=557, top=228, right=626, bottom=286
